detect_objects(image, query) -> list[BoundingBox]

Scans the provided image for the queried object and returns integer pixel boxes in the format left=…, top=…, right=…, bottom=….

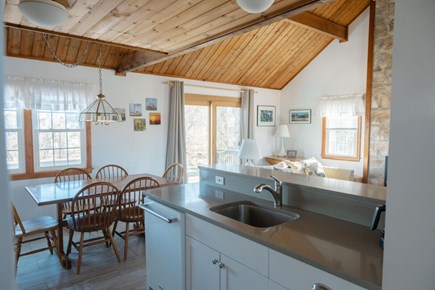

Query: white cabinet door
left=186, top=236, right=220, bottom=290
left=269, top=249, right=365, bottom=290
left=186, top=236, right=268, bottom=290
left=220, top=254, right=269, bottom=290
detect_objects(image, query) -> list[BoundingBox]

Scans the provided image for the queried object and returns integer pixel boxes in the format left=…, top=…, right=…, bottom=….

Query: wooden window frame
left=185, top=94, right=241, bottom=164
left=9, top=109, right=93, bottom=181
left=321, top=116, right=362, bottom=162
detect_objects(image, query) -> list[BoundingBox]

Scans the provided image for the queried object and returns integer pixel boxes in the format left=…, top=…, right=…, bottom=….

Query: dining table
left=25, top=173, right=177, bottom=269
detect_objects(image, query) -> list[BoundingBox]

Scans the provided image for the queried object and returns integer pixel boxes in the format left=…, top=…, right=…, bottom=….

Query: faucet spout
left=253, top=176, right=283, bottom=207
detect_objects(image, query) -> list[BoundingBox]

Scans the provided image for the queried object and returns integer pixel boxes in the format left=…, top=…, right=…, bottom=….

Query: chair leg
left=51, top=229, right=60, bottom=255
left=45, top=231, right=53, bottom=254
left=15, top=237, right=22, bottom=265
left=124, top=222, right=130, bottom=261
left=67, top=229, right=74, bottom=256
left=112, top=220, right=118, bottom=237
left=76, top=232, right=85, bottom=274
left=107, top=228, right=121, bottom=263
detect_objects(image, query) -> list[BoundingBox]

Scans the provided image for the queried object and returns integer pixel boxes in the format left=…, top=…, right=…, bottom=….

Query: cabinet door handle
left=212, top=258, right=219, bottom=265
left=218, top=262, right=225, bottom=269
left=312, top=282, right=332, bottom=290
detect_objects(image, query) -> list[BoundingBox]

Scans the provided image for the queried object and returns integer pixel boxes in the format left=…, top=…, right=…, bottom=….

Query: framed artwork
left=145, top=98, right=157, bottom=110
left=149, top=112, right=161, bottom=125
left=129, top=103, right=142, bottom=116
left=113, top=108, right=126, bottom=121
left=133, top=118, right=146, bottom=131
left=289, top=109, right=311, bottom=124
left=286, top=150, right=297, bottom=158
left=257, top=105, right=276, bottom=126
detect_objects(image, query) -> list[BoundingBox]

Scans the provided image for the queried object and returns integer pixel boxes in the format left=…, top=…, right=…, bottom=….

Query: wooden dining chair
left=12, top=204, right=59, bottom=266
left=162, top=163, right=184, bottom=184
left=95, top=164, right=128, bottom=179
left=66, top=182, right=121, bottom=274
left=54, top=167, right=92, bottom=219
left=112, top=176, right=160, bottom=260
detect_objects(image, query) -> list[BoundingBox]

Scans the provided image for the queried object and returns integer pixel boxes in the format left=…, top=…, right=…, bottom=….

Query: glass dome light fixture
left=18, top=0, right=68, bottom=28
left=79, top=47, right=122, bottom=125
left=236, top=0, right=274, bottom=13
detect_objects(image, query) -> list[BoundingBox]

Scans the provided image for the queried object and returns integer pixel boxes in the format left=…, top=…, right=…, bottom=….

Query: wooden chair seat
left=14, top=216, right=58, bottom=237
left=67, top=212, right=113, bottom=232
left=118, top=206, right=144, bottom=223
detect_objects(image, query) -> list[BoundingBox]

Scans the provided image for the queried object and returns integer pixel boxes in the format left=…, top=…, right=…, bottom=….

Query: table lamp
left=238, top=139, right=261, bottom=167
left=275, top=125, right=290, bottom=157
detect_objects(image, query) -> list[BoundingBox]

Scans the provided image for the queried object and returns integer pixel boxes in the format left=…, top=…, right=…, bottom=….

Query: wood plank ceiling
left=3, top=0, right=369, bottom=90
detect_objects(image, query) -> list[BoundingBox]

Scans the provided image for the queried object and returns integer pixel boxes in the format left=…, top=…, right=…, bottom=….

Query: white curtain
left=240, top=89, right=255, bottom=140
left=166, top=81, right=187, bottom=183
left=4, top=76, right=93, bottom=111
left=318, top=94, right=365, bottom=117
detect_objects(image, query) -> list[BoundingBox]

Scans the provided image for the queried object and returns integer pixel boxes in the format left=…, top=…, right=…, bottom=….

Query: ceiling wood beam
left=116, top=0, right=332, bottom=74
left=3, top=23, right=166, bottom=54
left=287, top=12, right=348, bottom=42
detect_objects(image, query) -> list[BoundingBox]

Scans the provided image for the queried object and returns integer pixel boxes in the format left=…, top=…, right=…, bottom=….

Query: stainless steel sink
left=210, top=201, right=299, bottom=228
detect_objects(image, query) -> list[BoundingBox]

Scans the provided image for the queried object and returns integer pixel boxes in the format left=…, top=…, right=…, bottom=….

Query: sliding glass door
left=185, top=94, right=240, bottom=183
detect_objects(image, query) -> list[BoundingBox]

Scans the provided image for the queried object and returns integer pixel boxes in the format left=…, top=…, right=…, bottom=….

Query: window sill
left=10, top=167, right=94, bottom=181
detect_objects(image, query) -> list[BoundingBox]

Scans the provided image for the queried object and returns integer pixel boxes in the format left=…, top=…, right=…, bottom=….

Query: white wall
left=383, top=0, right=435, bottom=288
left=0, top=2, right=17, bottom=287
left=280, top=8, right=369, bottom=176
left=4, top=56, right=280, bottom=219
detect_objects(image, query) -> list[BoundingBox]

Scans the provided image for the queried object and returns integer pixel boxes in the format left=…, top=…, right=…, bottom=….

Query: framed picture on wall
left=257, top=105, right=276, bottom=126
left=289, top=109, right=311, bottom=124
left=286, top=150, right=297, bottom=158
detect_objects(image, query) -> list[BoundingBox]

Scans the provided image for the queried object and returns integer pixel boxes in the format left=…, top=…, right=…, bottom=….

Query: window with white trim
left=33, top=109, right=86, bottom=170
left=322, top=116, right=362, bottom=161
left=4, top=108, right=25, bottom=173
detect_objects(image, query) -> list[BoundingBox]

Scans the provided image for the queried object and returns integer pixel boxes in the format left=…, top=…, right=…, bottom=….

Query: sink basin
left=210, top=201, right=299, bottom=228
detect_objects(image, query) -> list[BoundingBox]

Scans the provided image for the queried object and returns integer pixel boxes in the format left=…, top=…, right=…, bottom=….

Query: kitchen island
left=143, top=165, right=385, bottom=290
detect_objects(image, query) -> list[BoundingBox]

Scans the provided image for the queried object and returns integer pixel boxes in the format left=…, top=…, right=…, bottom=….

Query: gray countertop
left=144, top=183, right=383, bottom=290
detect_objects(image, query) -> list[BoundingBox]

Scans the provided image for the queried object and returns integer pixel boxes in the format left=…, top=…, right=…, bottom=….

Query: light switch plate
left=215, top=176, right=225, bottom=185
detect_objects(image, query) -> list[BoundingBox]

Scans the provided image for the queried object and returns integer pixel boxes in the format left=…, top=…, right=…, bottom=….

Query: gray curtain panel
left=240, top=88, right=255, bottom=140
left=166, top=81, right=187, bottom=183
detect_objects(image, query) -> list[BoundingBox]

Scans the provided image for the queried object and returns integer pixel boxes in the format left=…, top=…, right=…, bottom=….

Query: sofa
left=262, top=156, right=356, bottom=182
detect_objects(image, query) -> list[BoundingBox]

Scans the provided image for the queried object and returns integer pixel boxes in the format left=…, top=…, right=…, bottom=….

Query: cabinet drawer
left=269, top=249, right=365, bottom=290
left=186, top=214, right=268, bottom=276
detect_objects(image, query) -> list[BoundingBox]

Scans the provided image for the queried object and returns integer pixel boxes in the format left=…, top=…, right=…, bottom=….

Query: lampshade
left=236, top=0, right=274, bottom=13
left=275, top=125, right=290, bottom=138
left=79, top=93, right=122, bottom=124
left=238, top=139, right=261, bottom=166
left=79, top=47, right=121, bottom=125
left=18, top=0, right=68, bottom=28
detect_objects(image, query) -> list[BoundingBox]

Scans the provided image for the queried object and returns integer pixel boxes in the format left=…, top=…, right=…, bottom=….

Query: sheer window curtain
left=4, top=76, right=93, bottom=110
left=166, top=81, right=187, bottom=183
left=318, top=94, right=365, bottom=117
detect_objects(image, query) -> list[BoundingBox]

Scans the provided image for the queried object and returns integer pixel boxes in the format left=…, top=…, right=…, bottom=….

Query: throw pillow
left=285, top=160, right=305, bottom=174
left=300, top=157, right=327, bottom=177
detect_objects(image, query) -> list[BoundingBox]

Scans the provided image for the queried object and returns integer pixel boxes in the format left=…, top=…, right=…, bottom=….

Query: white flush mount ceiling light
left=236, top=0, right=275, bottom=13
left=18, top=0, right=68, bottom=28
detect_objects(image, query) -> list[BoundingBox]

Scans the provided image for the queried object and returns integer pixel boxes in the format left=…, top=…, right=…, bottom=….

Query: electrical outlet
left=214, top=190, right=224, bottom=200
left=215, top=176, right=224, bottom=185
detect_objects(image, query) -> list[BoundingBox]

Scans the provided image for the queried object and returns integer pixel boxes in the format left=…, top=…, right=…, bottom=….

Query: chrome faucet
left=254, top=175, right=283, bottom=207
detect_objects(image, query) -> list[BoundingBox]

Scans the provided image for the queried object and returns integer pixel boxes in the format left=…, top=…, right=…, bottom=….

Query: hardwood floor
left=15, top=226, right=147, bottom=290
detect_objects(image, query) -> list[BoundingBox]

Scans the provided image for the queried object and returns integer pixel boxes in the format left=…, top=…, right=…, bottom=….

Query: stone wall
left=368, top=0, right=395, bottom=185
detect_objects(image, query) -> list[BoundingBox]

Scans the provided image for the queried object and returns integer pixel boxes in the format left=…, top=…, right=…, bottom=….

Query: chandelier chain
left=43, top=33, right=91, bottom=68
left=98, top=47, right=103, bottom=94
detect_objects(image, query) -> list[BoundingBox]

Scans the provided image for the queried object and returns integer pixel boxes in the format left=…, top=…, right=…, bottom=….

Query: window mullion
left=23, top=109, right=35, bottom=174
